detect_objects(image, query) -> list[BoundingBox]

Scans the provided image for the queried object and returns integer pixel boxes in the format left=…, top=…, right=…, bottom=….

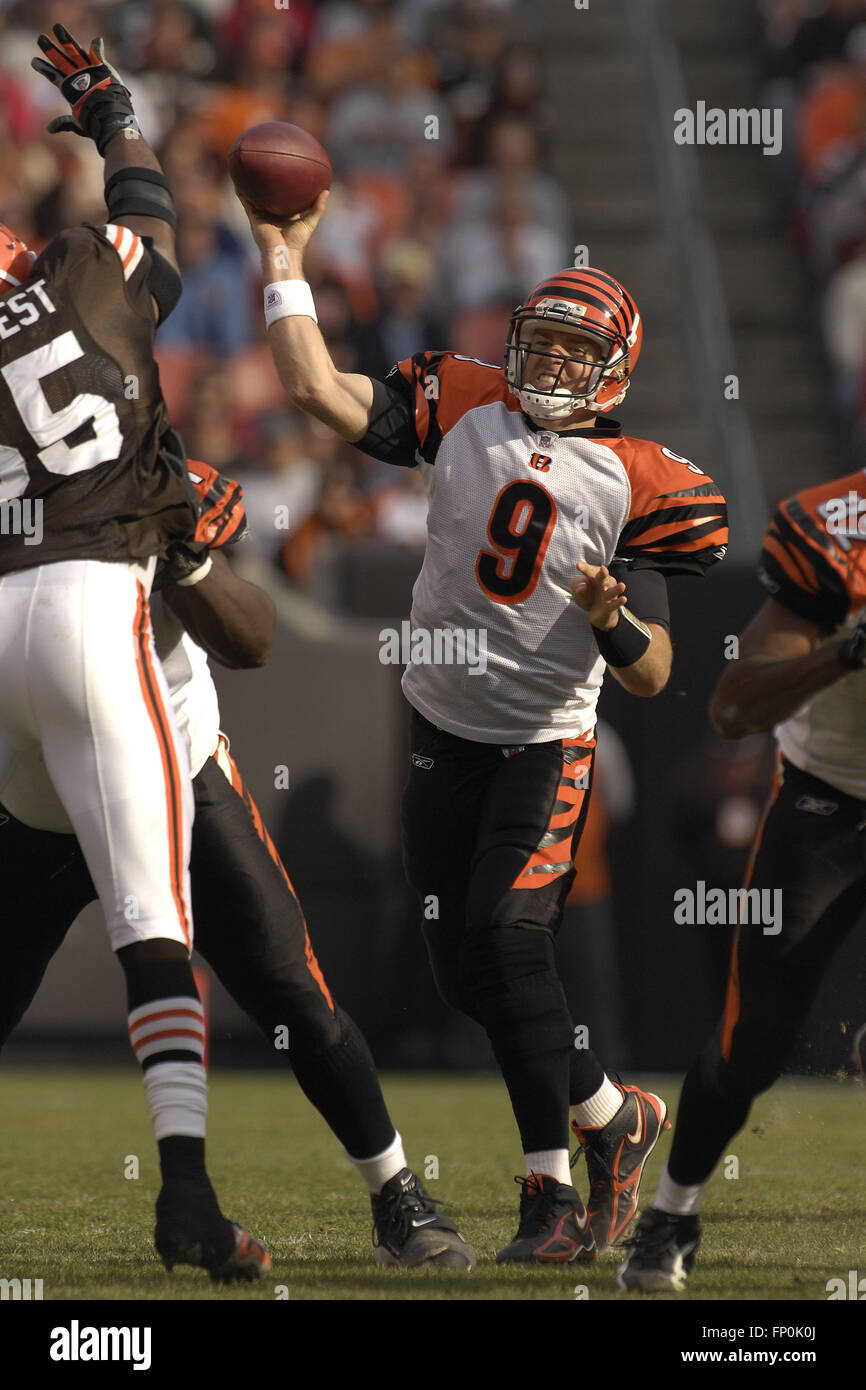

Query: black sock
left=158, top=1134, right=210, bottom=1185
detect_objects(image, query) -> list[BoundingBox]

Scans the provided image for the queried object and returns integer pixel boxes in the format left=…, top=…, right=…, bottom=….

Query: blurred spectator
left=234, top=413, right=322, bottom=564
left=797, top=28, right=866, bottom=179
left=157, top=179, right=253, bottom=353
left=369, top=467, right=429, bottom=546
left=326, top=37, right=451, bottom=178
left=764, top=0, right=866, bottom=85
left=453, top=115, right=571, bottom=243
left=440, top=183, right=569, bottom=312
left=823, top=239, right=866, bottom=410
left=180, top=362, right=247, bottom=474
left=467, top=45, right=554, bottom=165
left=360, top=240, right=448, bottom=376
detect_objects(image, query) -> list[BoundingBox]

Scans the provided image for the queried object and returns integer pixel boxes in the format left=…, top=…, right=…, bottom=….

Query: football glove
left=157, top=455, right=248, bottom=589
left=187, top=459, right=249, bottom=549
left=31, top=24, right=141, bottom=155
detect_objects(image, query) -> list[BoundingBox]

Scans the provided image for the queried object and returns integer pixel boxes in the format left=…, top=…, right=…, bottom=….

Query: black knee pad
left=458, top=923, right=572, bottom=1058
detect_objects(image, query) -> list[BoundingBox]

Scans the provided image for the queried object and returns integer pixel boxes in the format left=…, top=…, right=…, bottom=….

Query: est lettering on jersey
left=0, top=223, right=195, bottom=575
left=758, top=470, right=866, bottom=799
left=356, top=350, right=729, bottom=743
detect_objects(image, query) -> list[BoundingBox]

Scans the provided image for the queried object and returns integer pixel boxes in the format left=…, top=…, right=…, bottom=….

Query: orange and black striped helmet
left=505, top=267, right=642, bottom=419
left=0, top=224, right=35, bottom=295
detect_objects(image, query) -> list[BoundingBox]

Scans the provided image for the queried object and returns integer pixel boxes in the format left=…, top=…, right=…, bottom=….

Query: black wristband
left=105, top=167, right=177, bottom=229
left=592, top=609, right=652, bottom=667
left=81, top=89, right=141, bottom=156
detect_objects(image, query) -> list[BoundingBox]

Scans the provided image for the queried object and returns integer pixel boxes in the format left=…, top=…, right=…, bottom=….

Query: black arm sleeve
left=610, top=561, right=671, bottom=631
left=352, top=375, right=417, bottom=466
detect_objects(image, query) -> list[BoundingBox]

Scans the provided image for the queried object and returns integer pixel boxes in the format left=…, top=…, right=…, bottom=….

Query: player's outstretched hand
left=570, top=561, right=627, bottom=630
left=236, top=189, right=329, bottom=256
left=31, top=24, right=139, bottom=153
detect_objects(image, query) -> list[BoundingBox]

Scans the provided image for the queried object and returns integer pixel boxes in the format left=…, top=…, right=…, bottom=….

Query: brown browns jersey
left=0, top=222, right=195, bottom=575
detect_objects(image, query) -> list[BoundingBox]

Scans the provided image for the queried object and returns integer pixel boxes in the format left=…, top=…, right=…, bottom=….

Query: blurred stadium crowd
left=761, top=0, right=866, bottom=434
left=0, top=0, right=572, bottom=595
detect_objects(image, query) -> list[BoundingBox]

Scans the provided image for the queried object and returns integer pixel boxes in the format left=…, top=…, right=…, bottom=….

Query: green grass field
left=0, top=1069, right=863, bottom=1302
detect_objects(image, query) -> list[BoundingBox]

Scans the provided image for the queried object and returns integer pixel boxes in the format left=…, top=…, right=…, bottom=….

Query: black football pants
left=402, top=708, right=606, bottom=1153
left=668, top=758, right=866, bottom=1185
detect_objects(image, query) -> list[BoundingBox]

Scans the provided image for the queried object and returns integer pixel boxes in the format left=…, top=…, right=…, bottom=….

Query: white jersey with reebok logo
left=356, top=350, right=728, bottom=743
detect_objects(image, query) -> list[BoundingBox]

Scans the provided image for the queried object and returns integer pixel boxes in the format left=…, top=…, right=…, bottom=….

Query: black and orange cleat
left=207, top=1223, right=272, bottom=1284
left=496, top=1173, right=597, bottom=1265
left=155, top=1180, right=271, bottom=1283
left=571, top=1083, right=669, bottom=1252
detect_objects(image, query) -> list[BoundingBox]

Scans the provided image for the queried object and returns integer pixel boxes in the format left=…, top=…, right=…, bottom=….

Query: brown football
left=228, top=122, right=332, bottom=219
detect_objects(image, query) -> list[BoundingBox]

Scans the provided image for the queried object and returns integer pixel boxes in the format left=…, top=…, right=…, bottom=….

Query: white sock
left=524, top=1149, right=572, bottom=1186
left=346, top=1130, right=406, bottom=1194
left=570, top=1075, right=623, bottom=1130
left=142, top=1061, right=208, bottom=1140
left=130, top=997, right=208, bottom=1141
left=654, top=1163, right=705, bottom=1216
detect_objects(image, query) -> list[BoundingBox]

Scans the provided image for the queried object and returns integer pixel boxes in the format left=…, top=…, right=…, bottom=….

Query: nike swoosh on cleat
left=627, top=1104, right=644, bottom=1145
left=410, top=1216, right=439, bottom=1228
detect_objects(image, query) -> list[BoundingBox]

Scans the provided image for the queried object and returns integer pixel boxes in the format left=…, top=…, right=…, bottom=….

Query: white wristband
left=264, top=280, right=317, bottom=327
left=176, top=553, right=213, bottom=587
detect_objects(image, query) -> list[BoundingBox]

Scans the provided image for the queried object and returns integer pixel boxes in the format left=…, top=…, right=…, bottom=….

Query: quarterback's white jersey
left=758, top=472, right=866, bottom=800
left=358, top=351, right=728, bottom=743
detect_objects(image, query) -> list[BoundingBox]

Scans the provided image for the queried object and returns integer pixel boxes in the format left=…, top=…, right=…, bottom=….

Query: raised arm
left=238, top=192, right=375, bottom=441
left=32, top=23, right=180, bottom=315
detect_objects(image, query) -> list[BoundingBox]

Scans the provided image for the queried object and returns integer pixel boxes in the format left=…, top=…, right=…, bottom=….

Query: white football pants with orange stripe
left=0, top=558, right=193, bottom=953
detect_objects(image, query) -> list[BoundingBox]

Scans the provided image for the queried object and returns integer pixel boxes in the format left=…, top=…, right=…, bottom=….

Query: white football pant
left=0, top=558, right=194, bottom=952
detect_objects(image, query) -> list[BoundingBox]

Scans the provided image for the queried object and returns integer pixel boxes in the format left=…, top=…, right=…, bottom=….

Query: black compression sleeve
left=610, top=562, right=670, bottom=631
left=352, top=377, right=417, bottom=466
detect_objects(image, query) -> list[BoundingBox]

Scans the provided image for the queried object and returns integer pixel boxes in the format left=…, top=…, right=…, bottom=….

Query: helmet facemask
left=505, top=287, right=640, bottom=420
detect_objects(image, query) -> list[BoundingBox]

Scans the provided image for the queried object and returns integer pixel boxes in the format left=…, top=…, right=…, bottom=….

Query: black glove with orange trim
left=159, top=457, right=249, bottom=588
left=31, top=24, right=141, bottom=154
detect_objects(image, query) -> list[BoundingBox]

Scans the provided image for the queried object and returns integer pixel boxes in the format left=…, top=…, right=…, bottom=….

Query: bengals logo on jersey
left=527, top=452, right=552, bottom=472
